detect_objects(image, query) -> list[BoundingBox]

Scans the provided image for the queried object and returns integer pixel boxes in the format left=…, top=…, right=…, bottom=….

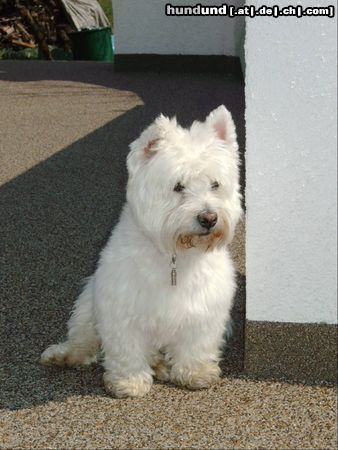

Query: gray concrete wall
left=112, top=0, right=245, bottom=56
left=245, top=0, right=337, bottom=323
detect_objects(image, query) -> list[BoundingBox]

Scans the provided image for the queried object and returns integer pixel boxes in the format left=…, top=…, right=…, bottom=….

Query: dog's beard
left=175, top=216, right=229, bottom=252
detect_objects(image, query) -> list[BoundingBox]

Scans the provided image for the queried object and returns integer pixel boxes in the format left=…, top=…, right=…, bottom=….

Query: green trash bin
left=70, top=27, right=113, bottom=61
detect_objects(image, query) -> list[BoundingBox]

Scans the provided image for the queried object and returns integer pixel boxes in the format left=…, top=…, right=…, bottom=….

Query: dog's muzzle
left=197, top=211, right=218, bottom=230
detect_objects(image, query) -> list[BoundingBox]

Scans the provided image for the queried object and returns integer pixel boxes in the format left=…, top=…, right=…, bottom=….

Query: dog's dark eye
left=174, top=182, right=185, bottom=193
left=211, top=181, right=219, bottom=190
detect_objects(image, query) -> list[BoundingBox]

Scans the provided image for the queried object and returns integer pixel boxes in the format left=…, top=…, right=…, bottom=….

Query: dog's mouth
left=176, top=229, right=225, bottom=251
left=197, top=231, right=211, bottom=236
left=175, top=213, right=230, bottom=252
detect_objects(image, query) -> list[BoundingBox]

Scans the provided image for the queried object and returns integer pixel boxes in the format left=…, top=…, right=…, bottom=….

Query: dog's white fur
left=41, top=105, right=242, bottom=398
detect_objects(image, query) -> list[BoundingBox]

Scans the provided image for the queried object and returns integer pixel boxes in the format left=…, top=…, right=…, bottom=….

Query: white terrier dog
left=41, top=105, right=242, bottom=398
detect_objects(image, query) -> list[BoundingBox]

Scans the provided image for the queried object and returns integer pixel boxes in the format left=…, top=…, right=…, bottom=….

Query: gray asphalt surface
left=0, top=61, right=336, bottom=449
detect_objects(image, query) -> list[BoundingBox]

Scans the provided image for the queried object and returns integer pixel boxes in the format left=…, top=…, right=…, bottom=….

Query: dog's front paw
left=103, top=372, right=153, bottom=398
left=170, top=362, right=221, bottom=390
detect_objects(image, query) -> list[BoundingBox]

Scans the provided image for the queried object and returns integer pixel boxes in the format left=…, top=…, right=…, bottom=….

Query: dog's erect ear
left=127, top=114, right=176, bottom=175
left=135, top=122, right=161, bottom=160
left=206, top=105, right=237, bottom=147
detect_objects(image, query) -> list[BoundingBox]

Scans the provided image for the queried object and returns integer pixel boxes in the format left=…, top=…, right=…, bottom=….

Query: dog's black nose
left=197, top=212, right=218, bottom=230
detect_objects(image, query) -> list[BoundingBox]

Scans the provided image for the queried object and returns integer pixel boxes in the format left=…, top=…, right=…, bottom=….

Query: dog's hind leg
left=41, top=277, right=100, bottom=367
left=151, top=350, right=170, bottom=382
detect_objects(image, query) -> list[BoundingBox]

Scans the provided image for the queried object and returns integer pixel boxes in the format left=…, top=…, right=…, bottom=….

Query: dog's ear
left=206, top=105, right=237, bottom=147
left=127, top=115, right=176, bottom=175
left=136, top=122, right=161, bottom=160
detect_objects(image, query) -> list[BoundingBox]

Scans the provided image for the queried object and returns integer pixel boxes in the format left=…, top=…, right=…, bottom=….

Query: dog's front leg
left=99, top=324, right=153, bottom=398
left=168, top=319, right=224, bottom=390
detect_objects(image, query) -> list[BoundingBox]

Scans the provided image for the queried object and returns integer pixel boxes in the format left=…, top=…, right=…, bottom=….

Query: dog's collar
left=170, top=254, right=177, bottom=286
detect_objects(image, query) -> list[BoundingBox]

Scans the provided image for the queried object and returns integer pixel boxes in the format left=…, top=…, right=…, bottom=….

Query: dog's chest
left=134, top=251, right=228, bottom=319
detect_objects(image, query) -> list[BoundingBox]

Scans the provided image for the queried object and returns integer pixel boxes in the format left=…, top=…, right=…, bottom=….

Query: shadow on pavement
left=0, top=61, right=246, bottom=194
left=0, top=62, right=245, bottom=409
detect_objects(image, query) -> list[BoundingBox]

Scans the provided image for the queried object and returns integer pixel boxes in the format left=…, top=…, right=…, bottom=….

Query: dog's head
left=126, top=105, right=242, bottom=254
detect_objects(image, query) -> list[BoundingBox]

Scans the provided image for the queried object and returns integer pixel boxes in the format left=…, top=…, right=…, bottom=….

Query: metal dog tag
left=170, top=254, right=177, bottom=286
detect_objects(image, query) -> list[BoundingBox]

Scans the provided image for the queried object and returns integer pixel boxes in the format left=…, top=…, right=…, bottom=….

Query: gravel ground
left=1, top=381, right=336, bottom=449
left=0, top=61, right=336, bottom=449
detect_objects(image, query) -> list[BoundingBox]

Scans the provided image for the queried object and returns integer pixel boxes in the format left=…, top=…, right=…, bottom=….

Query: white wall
left=112, top=0, right=245, bottom=56
left=245, top=1, right=337, bottom=323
